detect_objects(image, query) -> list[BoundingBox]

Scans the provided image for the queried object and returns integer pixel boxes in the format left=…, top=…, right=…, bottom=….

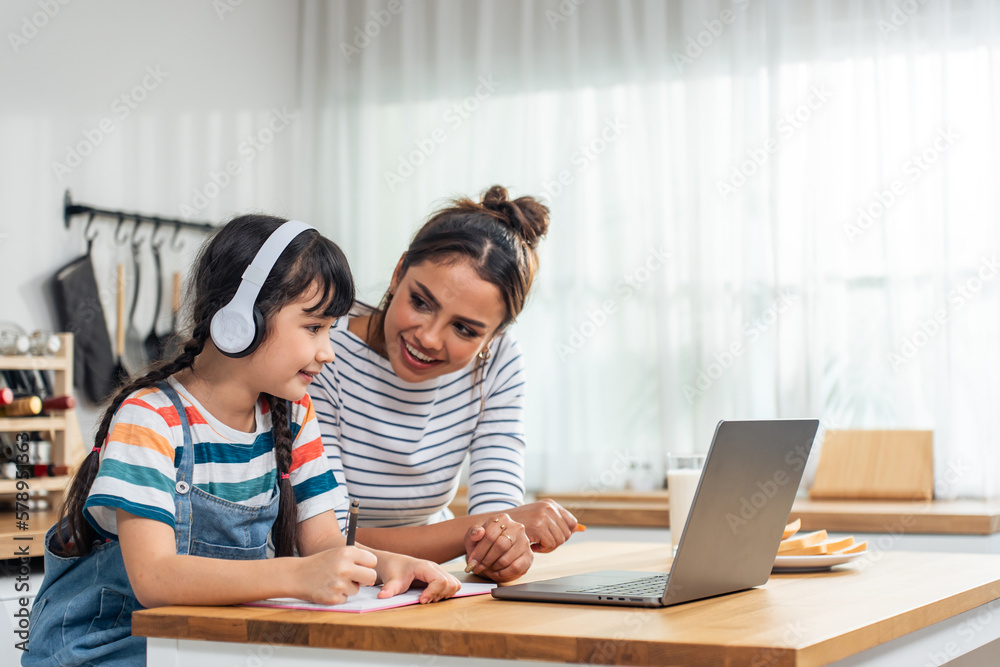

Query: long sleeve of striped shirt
left=466, top=339, right=527, bottom=516
left=310, top=314, right=527, bottom=531
left=84, top=377, right=339, bottom=540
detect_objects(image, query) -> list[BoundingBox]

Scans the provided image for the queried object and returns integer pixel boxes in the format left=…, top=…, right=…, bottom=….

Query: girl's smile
left=251, top=283, right=336, bottom=401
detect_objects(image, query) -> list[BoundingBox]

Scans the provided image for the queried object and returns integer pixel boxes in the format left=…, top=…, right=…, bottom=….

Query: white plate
left=772, top=550, right=867, bottom=573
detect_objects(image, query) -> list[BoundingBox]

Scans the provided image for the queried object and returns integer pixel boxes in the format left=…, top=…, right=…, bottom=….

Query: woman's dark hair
left=54, top=214, right=355, bottom=558
left=366, top=184, right=550, bottom=360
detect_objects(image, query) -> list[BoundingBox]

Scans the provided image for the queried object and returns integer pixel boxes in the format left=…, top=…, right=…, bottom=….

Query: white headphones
left=210, top=219, right=315, bottom=358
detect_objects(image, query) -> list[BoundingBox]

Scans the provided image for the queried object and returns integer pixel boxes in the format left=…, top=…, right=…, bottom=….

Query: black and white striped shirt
left=310, top=314, right=527, bottom=530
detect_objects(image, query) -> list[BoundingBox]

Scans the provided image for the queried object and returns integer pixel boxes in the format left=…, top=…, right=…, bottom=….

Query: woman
left=310, top=185, right=579, bottom=582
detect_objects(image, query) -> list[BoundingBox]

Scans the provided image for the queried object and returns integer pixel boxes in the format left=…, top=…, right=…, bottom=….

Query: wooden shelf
left=792, top=498, right=1000, bottom=535
left=448, top=489, right=674, bottom=528
left=539, top=490, right=672, bottom=527
left=0, top=508, right=59, bottom=558
left=0, top=476, right=72, bottom=494
left=0, top=416, right=67, bottom=432
left=536, top=490, right=1000, bottom=535
left=0, top=356, right=68, bottom=371
left=1, top=333, right=83, bottom=553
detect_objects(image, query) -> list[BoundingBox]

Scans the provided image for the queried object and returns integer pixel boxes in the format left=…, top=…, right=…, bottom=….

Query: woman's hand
left=374, top=552, right=462, bottom=603
left=463, top=513, right=534, bottom=582
left=297, top=546, right=378, bottom=605
left=509, top=500, right=579, bottom=553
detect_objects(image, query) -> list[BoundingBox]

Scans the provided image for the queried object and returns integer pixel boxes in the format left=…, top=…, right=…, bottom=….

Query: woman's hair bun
left=481, top=184, right=550, bottom=250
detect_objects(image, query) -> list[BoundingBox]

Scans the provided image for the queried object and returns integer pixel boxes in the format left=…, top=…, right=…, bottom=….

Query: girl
left=24, top=215, right=460, bottom=667
left=310, top=186, right=579, bottom=583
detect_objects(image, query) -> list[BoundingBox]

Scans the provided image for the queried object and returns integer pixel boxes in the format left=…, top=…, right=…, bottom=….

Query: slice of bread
left=835, top=541, right=868, bottom=554
left=778, top=530, right=828, bottom=553
left=822, top=535, right=855, bottom=552
left=782, top=518, right=802, bottom=540
left=779, top=535, right=855, bottom=556
left=779, top=543, right=828, bottom=556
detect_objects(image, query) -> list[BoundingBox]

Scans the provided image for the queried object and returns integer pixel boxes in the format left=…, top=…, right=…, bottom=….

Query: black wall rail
left=63, top=190, right=217, bottom=248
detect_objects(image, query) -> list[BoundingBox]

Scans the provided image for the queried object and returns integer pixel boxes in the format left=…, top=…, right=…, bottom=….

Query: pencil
left=346, top=498, right=359, bottom=546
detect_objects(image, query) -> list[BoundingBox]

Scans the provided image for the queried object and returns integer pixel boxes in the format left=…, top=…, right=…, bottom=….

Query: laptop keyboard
left=570, top=573, right=669, bottom=596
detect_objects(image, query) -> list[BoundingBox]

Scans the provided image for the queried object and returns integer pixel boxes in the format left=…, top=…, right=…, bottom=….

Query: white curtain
left=294, top=0, right=1000, bottom=498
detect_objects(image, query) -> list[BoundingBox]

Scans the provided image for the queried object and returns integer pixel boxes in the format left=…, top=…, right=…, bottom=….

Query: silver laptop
left=492, top=419, right=819, bottom=607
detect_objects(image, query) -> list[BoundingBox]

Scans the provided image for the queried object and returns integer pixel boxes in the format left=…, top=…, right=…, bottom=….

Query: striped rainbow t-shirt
left=84, top=376, right=339, bottom=539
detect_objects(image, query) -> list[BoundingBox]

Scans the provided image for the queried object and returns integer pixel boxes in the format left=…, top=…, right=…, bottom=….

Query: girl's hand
left=509, top=500, right=579, bottom=553
left=297, top=546, right=378, bottom=605
left=375, top=552, right=462, bottom=604
left=463, top=512, right=533, bottom=582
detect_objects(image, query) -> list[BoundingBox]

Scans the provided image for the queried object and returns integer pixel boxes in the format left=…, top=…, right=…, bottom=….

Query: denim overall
left=23, top=382, right=281, bottom=667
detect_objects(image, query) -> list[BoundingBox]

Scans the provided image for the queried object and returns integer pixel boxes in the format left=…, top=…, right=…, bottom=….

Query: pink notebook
left=244, top=582, right=496, bottom=613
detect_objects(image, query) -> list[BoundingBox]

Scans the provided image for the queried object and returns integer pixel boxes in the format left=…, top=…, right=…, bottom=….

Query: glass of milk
left=667, top=454, right=706, bottom=556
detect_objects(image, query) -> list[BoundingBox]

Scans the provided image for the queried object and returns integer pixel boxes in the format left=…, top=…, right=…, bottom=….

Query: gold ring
left=492, top=517, right=499, bottom=523
left=505, top=534, right=515, bottom=545
left=500, top=524, right=506, bottom=530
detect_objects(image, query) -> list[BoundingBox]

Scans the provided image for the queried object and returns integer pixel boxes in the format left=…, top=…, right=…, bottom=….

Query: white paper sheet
left=244, top=582, right=496, bottom=613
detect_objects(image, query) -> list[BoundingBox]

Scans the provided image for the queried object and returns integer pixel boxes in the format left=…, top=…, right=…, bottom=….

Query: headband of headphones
left=210, top=219, right=315, bottom=357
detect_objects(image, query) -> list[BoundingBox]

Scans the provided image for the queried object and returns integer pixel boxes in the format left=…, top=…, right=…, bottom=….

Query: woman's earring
left=477, top=346, right=492, bottom=361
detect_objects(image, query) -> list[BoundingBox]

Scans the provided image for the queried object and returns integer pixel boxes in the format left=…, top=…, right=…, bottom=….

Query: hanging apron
left=23, top=382, right=281, bottom=667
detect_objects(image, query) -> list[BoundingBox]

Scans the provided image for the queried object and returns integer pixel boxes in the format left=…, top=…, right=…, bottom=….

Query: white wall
left=0, top=0, right=302, bottom=435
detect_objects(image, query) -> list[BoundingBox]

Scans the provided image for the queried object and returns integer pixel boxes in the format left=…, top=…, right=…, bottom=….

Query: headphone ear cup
left=218, top=307, right=265, bottom=359
left=245, top=306, right=266, bottom=356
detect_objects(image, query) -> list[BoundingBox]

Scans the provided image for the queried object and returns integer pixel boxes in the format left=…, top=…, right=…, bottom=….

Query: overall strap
left=157, top=380, right=197, bottom=555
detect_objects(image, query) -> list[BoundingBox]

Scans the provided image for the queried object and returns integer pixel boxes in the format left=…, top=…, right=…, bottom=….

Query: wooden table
left=136, top=542, right=1000, bottom=666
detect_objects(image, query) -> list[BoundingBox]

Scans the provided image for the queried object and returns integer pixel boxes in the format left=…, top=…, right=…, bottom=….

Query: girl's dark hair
left=54, top=214, right=355, bottom=558
left=366, top=185, right=549, bottom=360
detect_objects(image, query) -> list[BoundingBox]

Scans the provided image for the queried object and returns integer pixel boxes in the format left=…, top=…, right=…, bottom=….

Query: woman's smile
left=402, top=338, right=440, bottom=365
left=382, top=258, right=505, bottom=382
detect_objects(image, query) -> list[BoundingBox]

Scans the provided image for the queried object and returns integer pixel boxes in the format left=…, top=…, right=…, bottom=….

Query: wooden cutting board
left=810, top=429, right=934, bottom=500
